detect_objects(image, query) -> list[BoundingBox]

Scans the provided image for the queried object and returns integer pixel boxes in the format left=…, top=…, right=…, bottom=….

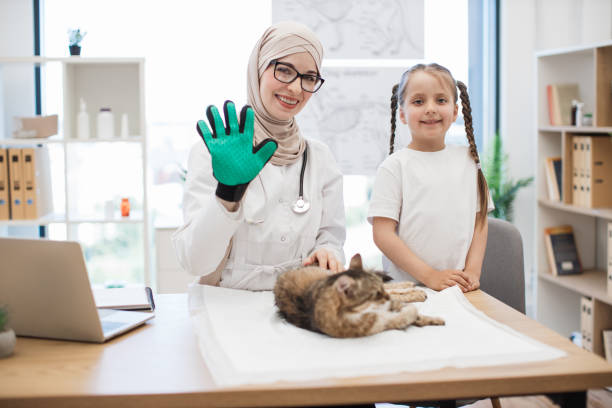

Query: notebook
left=93, top=286, right=155, bottom=311
left=0, top=237, right=154, bottom=343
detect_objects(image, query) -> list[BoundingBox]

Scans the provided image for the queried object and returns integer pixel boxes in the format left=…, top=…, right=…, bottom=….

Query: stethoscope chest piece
left=292, top=142, right=310, bottom=214
left=292, top=197, right=310, bottom=213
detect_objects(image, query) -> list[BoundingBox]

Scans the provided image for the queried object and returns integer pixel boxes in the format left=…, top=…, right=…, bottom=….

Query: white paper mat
left=189, top=285, right=565, bottom=386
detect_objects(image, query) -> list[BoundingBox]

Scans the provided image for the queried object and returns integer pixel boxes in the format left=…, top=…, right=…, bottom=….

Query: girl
left=173, top=22, right=346, bottom=291
left=368, top=63, right=493, bottom=292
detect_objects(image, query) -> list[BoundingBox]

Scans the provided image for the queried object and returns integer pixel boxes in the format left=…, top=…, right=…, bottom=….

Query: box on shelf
left=12, top=114, right=58, bottom=139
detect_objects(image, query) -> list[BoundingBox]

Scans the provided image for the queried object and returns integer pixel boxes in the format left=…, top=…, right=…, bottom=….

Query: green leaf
left=483, top=132, right=534, bottom=222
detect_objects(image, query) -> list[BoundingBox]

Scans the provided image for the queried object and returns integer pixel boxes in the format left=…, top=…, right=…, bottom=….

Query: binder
left=581, top=296, right=594, bottom=352
left=0, top=149, right=9, bottom=220
left=608, top=222, right=612, bottom=298
left=583, top=135, right=612, bottom=208
left=22, top=148, right=36, bottom=219
left=21, top=147, right=53, bottom=220
left=7, top=148, right=25, bottom=220
left=571, top=137, right=581, bottom=206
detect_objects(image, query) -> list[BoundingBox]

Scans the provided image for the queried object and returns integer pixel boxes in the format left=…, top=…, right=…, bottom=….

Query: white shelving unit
left=0, top=57, right=150, bottom=286
left=535, top=41, right=612, bottom=358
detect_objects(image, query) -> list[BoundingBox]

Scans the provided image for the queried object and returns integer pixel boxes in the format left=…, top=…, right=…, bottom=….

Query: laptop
left=0, top=237, right=154, bottom=343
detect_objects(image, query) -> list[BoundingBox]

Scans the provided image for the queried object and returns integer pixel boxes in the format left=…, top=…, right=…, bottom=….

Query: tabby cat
left=274, top=254, right=445, bottom=338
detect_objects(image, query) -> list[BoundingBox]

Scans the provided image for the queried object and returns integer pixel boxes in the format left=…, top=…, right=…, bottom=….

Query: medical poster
left=272, top=0, right=425, bottom=59
left=297, top=67, right=410, bottom=175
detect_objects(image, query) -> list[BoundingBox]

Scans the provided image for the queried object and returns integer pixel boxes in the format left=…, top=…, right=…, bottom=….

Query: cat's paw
left=414, top=314, right=445, bottom=326
left=391, top=289, right=427, bottom=303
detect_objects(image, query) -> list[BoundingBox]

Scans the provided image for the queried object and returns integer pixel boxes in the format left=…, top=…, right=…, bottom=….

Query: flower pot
left=69, top=45, right=81, bottom=56
left=0, top=329, right=16, bottom=358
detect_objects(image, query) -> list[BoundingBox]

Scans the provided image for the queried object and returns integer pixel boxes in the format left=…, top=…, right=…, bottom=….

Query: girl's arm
left=373, top=216, right=471, bottom=291
left=462, top=215, right=489, bottom=291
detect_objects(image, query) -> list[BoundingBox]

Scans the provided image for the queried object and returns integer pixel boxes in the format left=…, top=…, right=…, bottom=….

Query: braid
left=457, top=80, right=489, bottom=225
left=390, top=84, right=399, bottom=155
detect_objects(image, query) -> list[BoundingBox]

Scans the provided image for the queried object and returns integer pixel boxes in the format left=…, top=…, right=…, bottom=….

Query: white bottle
left=120, top=113, right=129, bottom=138
left=97, top=107, right=114, bottom=139
left=76, top=98, right=90, bottom=139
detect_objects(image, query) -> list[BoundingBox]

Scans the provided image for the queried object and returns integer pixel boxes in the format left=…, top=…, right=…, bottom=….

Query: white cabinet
left=0, top=57, right=150, bottom=286
left=155, top=227, right=193, bottom=294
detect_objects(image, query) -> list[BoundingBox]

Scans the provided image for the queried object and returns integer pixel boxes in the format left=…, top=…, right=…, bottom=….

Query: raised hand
left=197, top=100, right=277, bottom=202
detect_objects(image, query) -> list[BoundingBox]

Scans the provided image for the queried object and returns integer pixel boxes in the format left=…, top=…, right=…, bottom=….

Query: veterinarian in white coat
left=173, top=22, right=346, bottom=291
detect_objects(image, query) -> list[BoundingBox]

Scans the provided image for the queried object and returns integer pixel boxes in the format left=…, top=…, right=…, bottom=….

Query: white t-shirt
left=367, top=144, right=493, bottom=282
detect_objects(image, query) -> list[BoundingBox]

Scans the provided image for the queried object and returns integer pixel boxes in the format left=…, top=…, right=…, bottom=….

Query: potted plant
left=0, top=305, right=16, bottom=358
left=67, top=28, right=87, bottom=56
left=483, top=132, right=534, bottom=222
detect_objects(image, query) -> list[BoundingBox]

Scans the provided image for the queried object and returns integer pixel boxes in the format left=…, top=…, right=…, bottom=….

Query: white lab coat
left=172, top=138, right=346, bottom=291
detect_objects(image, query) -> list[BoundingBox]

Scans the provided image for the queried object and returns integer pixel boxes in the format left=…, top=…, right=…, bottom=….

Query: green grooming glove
left=197, top=100, right=277, bottom=202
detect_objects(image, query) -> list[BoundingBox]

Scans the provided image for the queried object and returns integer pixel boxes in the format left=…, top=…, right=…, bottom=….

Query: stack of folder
left=571, top=135, right=612, bottom=208
left=0, top=147, right=52, bottom=220
left=580, top=295, right=612, bottom=357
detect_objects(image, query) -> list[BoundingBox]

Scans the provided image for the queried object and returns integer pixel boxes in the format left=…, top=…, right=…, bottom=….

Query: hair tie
left=476, top=162, right=482, bottom=170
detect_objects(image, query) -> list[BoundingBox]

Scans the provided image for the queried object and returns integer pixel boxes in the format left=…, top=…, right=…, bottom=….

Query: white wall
left=0, top=0, right=33, bottom=55
left=0, top=0, right=35, bottom=139
left=500, top=0, right=612, bottom=315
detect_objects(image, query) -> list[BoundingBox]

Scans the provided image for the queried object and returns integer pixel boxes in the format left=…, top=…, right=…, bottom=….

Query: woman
left=173, top=21, right=346, bottom=291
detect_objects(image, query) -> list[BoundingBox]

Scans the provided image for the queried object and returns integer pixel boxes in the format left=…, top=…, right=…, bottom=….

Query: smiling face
left=259, top=52, right=317, bottom=121
left=399, top=70, right=458, bottom=151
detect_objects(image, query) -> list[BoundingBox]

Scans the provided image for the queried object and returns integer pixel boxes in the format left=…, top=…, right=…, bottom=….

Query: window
left=43, top=0, right=489, bottom=273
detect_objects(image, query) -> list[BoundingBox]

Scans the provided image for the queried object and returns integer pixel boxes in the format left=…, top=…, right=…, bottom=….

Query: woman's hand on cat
left=426, top=269, right=471, bottom=292
left=303, top=248, right=343, bottom=273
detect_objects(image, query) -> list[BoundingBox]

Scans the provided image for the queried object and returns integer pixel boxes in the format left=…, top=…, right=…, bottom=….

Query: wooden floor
left=376, top=388, right=612, bottom=407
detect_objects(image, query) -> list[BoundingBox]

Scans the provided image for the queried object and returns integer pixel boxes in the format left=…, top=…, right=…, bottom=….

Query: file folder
left=22, top=148, right=37, bottom=219
left=8, top=148, right=25, bottom=220
left=21, top=147, right=53, bottom=220
left=0, top=149, right=9, bottom=220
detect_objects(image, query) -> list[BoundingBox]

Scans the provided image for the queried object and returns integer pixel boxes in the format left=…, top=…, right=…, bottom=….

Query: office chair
left=406, top=218, right=525, bottom=408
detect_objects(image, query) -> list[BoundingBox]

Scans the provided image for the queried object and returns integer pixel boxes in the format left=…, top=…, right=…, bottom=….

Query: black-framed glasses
left=271, top=60, right=325, bottom=93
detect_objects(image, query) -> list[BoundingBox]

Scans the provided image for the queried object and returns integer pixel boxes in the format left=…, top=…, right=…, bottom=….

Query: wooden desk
left=1, top=291, right=611, bottom=408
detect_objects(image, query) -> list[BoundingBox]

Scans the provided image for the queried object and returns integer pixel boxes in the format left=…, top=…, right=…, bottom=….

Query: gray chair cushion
left=480, top=217, right=526, bottom=314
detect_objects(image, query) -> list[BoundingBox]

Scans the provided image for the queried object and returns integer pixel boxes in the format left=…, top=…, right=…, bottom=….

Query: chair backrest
left=480, top=217, right=526, bottom=314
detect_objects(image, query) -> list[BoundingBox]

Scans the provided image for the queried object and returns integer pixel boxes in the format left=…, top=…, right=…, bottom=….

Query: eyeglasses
left=271, top=60, right=325, bottom=93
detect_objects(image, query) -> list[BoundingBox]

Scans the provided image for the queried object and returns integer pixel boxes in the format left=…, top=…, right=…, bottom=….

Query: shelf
left=539, top=269, right=612, bottom=306
left=0, top=57, right=144, bottom=64
left=0, top=213, right=66, bottom=226
left=67, top=217, right=143, bottom=224
left=0, top=136, right=143, bottom=145
left=538, top=126, right=612, bottom=134
left=66, top=137, right=143, bottom=143
left=538, top=198, right=612, bottom=220
left=0, top=137, right=64, bottom=146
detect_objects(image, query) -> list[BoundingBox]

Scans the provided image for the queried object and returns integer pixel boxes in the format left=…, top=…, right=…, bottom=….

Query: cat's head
left=330, top=254, right=391, bottom=309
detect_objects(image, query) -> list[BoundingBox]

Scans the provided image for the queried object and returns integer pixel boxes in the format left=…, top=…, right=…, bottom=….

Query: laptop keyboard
left=101, top=320, right=126, bottom=333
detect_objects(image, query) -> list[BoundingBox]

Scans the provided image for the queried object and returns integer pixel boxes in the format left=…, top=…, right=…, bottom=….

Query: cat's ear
left=349, top=253, right=363, bottom=270
left=374, top=271, right=393, bottom=282
left=335, top=275, right=356, bottom=298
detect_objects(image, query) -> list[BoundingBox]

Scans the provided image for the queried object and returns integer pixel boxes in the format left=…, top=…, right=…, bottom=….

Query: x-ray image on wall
left=272, top=0, right=424, bottom=59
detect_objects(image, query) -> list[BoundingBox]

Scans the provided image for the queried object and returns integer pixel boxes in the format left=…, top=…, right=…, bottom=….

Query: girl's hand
left=303, top=249, right=343, bottom=273
left=426, top=269, right=472, bottom=292
left=463, top=269, right=481, bottom=291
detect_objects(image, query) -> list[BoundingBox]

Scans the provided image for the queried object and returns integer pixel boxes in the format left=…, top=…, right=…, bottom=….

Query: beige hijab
left=247, top=21, right=323, bottom=165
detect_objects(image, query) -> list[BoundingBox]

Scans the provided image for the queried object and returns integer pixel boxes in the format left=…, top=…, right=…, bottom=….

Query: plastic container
left=76, top=98, right=90, bottom=139
left=120, top=113, right=129, bottom=138
left=120, top=198, right=130, bottom=217
left=97, top=107, right=114, bottom=139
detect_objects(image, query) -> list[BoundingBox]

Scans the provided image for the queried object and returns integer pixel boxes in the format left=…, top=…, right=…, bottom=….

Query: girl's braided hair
left=389, top=63, right=489, bottom=225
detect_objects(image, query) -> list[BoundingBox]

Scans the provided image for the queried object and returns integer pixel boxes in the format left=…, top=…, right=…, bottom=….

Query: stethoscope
left=292, top=142, right=310, bottom=214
